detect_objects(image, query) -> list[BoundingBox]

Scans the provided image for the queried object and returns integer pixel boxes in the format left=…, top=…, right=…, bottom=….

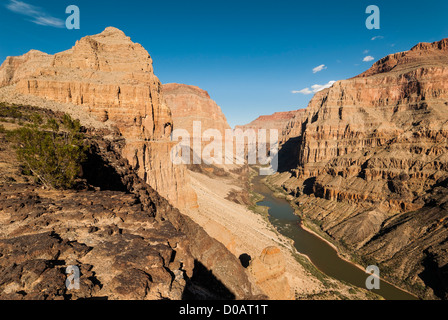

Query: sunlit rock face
left=271, top=38, right=448, bottom=299
left=248, top=246, right=293, bottom=300
left=0, top=27, right=197, bottom=210
left=163, top=83, right=231, bottom=137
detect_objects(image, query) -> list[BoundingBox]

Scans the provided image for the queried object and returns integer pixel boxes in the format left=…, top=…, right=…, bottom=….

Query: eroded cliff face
left=237, top=110, right=301, bottom=134
left=273, top=38, right=448, bottom=299
left=163, top=83, right=231, bottom=136
left=0, top=27, right=197, bottom=210
left=0, top=106, right=256, bottom=300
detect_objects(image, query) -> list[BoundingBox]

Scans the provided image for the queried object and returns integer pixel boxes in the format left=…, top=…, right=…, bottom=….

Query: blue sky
left=1, top=0, right=448, bottom=127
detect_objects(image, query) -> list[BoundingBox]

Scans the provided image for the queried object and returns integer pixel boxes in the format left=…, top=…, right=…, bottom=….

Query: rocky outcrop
left=248, top=247, right=293, bottom=300
left=272, top=38, right=448, bottom=299
left=0, top=185, right=192, bottom=300
left=236, top=110, right=306, bottom=171
left=0, top=27, right=197, bottom=210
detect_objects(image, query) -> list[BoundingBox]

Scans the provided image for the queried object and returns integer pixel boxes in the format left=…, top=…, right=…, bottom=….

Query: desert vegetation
left=1, top=104, right=87, bottom=189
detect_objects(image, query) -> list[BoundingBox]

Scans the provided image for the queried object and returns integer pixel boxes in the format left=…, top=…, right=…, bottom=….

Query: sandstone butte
left=0, top=26, right=197, bottom=211
left=248, top=246, right=293, bottom=300
left=271, top=38, right=448, bottom=299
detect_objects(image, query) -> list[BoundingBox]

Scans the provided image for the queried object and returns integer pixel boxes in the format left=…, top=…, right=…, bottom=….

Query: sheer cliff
left=0, top=27, right=197, bottom=211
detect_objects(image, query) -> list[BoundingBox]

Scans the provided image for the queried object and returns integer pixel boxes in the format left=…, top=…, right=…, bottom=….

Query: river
left=251, top=175, right=417, bottom=300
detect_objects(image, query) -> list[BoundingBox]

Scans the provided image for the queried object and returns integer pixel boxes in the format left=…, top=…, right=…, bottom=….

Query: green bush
left=8, top=113, right=87, bottom=189
left=0, top=103, right=23, bottom=119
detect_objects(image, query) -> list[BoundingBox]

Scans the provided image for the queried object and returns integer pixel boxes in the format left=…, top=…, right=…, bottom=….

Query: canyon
left=0, top=27, right=372, bottom=300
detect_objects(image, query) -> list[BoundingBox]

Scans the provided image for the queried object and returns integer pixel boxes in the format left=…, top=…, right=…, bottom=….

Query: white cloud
left=371, top=36, right=384, bottom=41
left=5, top=0, right=64, bottom=28
left=312, top=64, right=327, bottom=73
left=363, top=49, right=370, bottom=54
left=292, top=80, right=336, bottom=95
left=311, top=81, right=336, bottom=93
left=363, top=56, right=375, bottom=62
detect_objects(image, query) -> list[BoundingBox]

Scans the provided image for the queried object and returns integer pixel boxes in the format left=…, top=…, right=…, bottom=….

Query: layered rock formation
left=0, top=27, right=197, bottom=210
left=163, top=83, right=231, bottom=136
left=248, top=247, right=293, bottom=300
left=163, top=83, right=235, bottom=166
left=272, top=38, right=448, bottom=299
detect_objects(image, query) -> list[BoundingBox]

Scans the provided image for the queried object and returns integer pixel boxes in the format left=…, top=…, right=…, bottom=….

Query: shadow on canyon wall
left=278, top=137, right=302, bottom=173
left=182, top=260, right=236, bottom=300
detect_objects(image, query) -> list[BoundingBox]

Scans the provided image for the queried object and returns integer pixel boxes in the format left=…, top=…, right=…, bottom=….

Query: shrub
left=8, top=113, right=87, bottom=189
left=0, top=103, right=23, bottom=119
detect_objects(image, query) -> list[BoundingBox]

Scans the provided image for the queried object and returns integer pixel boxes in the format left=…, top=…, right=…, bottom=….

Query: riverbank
left=259, top=174, right=419, bottom=300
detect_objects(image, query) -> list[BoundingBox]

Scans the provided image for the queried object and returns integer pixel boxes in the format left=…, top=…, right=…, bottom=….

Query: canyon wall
left=273, top=38, right=448, bottom=299
left=0, top=27, right=197, bottom=210
left=236, top=110, right=299, bottom=132
left=0, top=107, right=256, bottom=299
left=163, top=83, right=231, bottom=136
left=163, top=83, right=236, bottom=165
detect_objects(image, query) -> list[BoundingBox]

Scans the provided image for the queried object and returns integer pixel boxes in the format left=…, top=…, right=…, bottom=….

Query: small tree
left=8, top=113, right=87, bottom=189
